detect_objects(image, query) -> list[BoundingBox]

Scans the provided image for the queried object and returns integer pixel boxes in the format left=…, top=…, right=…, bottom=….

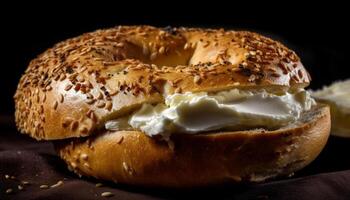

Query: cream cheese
left=105, top=88, right=315, bottom=138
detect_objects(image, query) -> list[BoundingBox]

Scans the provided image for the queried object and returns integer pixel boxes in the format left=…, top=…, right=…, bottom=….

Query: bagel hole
left=116, top=41, right=195, bottom=68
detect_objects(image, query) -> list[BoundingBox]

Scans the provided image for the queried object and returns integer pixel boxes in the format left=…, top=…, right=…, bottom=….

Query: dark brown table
left=1, top=116, right=350, bottom=200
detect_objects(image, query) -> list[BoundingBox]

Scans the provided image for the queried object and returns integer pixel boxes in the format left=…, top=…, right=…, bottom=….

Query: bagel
left=14, top=26, right=330, bottom=187
left=55, top=104, right=329, bottom=187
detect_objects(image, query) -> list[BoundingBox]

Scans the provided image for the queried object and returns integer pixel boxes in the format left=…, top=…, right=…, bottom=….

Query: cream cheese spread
left=106, top=89, right=315, bottom=138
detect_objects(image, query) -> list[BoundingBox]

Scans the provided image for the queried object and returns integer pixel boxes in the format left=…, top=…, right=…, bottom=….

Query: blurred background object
left=312, top=80, right=350, bottom=137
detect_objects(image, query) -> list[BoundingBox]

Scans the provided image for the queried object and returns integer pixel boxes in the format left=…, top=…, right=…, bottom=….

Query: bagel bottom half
left=54, top=104, right=330, bottom=188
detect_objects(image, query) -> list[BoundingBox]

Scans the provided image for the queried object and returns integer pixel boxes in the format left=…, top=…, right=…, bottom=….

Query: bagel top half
left=14, top=26, right=311, bottom=140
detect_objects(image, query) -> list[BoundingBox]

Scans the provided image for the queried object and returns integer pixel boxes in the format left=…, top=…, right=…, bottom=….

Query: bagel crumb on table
left=14, top=26, right=330, bottom=187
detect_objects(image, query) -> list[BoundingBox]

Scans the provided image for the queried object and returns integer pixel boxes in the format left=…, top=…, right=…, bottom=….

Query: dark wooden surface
left=1, top=117, right=350, bottom=200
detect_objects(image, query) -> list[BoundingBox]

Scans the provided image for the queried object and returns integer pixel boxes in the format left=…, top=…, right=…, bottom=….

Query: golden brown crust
left=14, top=26, right=310, bottom=140
left=55, top=104, right=330, bottom=187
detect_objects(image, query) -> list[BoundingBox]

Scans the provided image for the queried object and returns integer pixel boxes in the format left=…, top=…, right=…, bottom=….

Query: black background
left=1, top=2, right=350, bottom=115
left=1, top=2, right=350, bottom=199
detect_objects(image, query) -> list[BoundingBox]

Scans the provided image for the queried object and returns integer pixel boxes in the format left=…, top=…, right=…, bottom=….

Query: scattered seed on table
left=18, top=185, right=24, bottom=190
left=40, top=184, right=49, bottom=189
left=51, top=180, right=64, bottom=188
left=21, top=181, right=30, bottom=185
left=101, top=192, right=114, bottom=197
left=95, top=183, right=103, bottom=187
left=6, top=188, right=13, bottom=194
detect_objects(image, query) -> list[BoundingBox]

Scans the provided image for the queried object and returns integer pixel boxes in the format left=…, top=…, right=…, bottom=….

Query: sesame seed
left=109, top=90, right=118, bottom=96
left=77, top=75, right=85, bottom=82
left=79, top=66, right=88, bottom=73
left=40, top=184, right=49, bottom=189
left=150, top=52, right=157, bottom=60
left=95, top=183, right=103, bottom=187
left=80, top=153, right=88, bottom=160
left=5, top=188, right=13, bottom=194
left=248, top=74, right=256, bottom=82
left=87, top=110, right=97, bottom=122
left=64, top=84, right=73, bottom=91
left=18, top=185, right=24, bottom=190
left=71, top=162, right=77, bottom=169
left=105, top=101, right=112, bottom=111
left=50, top=180, right=63, bottom=188
left=184, top=43, right=190, bottom=50
left=175, top=87, right=182, bottom=93
left=59, top=74, right=66, bottom=81
left=142, top=45, right=149, bottom=55
left=123, top=162, right=129, bottom=172
left=87, top=81, right=93, bottom=88
left=62, top=118, right=72, bottom=128
left=42, top=93, right=47, bottom=102
left=59, top=94, right=64, bottom=103
left=292, top=75, right=300, bottom=82
left=36, top=94, right=40, bottom=103
left=193, top=75, right=201, bottom=84
left=5, top=174, right=10, bottom=179
left=97, top=92, right=103, bottom=100
left=60, top=74, right=67, bottom=82
left=266, top=67, right=277, bottom=73
left=158, top=46, right=165, bottom=54
left=45, top=85, right=52, bottom=91
left=101, top=192, right=114, bottom=197
left=85, top=98, right=95, bottom=105
left=191, top=42, right=196, bottom=48
left=279, top=63, right=289, bottom=74
left=96, top=101, right=106, bottom=108
left=86, top=93, right=93, bottom=99
left=249, top=51, right=257, bottom=55
left=79, top=126, right=88, bottom=135
left=203, top=41, right=210, bottom=47
left=86, top=109, right=93, bottom=117
left=54, top=74, right=60, bottom=81
left=160, top=30, right=167, bottom=36
left=233, top=82, right=240, bottom=86
left=71, top=121, right=79, bottom=131
left=271, top=73, right=281, bottom=77
left=53, top=101, right=58, bottom=110
left=139, top=32, right=148, bottom=36
left=117, top=136, right=124, bottom=144
left=298, top=69, right=303, bottom=78
left=74, top=83, right=81, bottom=91
left=21, top=181, right=30, bottom=185
left=116, top=43, right=124, bottom=47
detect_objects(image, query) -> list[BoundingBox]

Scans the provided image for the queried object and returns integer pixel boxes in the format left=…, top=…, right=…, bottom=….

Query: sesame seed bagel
left=15, top=26, right=311, bottom=140
left=54, top=104, right=330, bottom=187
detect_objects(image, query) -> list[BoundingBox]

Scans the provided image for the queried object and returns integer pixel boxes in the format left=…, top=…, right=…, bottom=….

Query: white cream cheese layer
left=105, top=89, right=315, bottom=138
